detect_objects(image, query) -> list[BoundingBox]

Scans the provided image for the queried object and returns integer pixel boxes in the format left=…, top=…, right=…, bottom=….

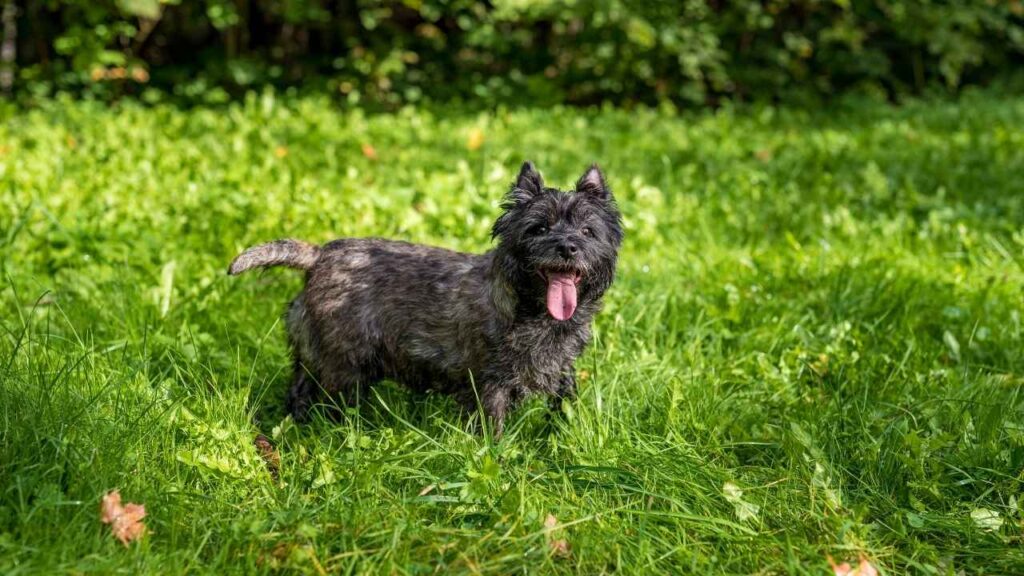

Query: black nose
left=558, top=242, right=578, bottom=258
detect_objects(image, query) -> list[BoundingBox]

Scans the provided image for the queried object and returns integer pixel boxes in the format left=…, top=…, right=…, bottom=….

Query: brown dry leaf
left=755, top=148, right=773, bottom=162
left=466, top=127, right=485, bottom=151
left=100, top=490, right=147, bottom=545
left=549, top=537, right=571, bottom=557
left=361, top=143, right=378, bottom=160
left=130, top=67, right=150, bottom=83
left=258, top=541, right=294, bottom=569
left=829, top=555, right=879, bottom=576
left=274, top=146, right=289, bottom=159
left=810, top=353, right=830, bottom=377
left=254, top=434, right=281, bottom=479
left=418, top=484, right=436, bottom=496
left=543, top=514, right=571, bottom=558
left=416, top=23, right=442, bottom=39
left=830, top=560, right=853, bottom=576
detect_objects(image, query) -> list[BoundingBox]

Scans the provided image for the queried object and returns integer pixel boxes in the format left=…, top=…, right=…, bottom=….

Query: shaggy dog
left=230, top=162, right=623, bottom=435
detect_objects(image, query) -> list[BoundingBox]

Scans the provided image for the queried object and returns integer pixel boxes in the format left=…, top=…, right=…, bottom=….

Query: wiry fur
left=231, top=162, right=623, bottom=436
left=228, top=239, right=321, bottom=275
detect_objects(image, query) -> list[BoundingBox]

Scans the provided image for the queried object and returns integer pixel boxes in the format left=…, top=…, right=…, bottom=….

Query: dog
left=229, top=161, right=623, bottom=436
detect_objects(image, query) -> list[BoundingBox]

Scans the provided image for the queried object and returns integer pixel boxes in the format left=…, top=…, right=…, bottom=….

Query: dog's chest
left=504, top=320, right=588, bottom=386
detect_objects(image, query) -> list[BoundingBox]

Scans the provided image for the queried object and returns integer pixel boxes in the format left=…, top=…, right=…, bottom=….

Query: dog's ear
left=576, top=164, right=610, bottom=200
left=494, top=161, right=545, bottom=240
left=513, top=161, right=544, bottom=199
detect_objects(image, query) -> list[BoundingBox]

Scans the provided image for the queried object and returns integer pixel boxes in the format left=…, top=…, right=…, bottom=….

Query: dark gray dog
left=229, top=162, right=623, bottom=436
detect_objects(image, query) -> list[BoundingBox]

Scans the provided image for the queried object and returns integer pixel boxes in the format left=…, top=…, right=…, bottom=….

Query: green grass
left=2, top=91, right=1024, bottom=574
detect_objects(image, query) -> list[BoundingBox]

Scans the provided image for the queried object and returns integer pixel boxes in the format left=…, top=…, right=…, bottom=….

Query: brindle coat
left=229, top=162, right=623, bottom=435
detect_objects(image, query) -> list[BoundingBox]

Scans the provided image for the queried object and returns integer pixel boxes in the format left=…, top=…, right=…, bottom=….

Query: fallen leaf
left=829, top=555, right=879, bottom=576
left=543, top=513, right=571, bottom=558
left=361, top=143, right=378, bottom=160
left=274, top=146, right=289, bottom=158
left=755, top=148, right=773, bottom=162
left=857, top=559, right=879, bottom=576
left=130, top=67, right=149, bottom=83
left=830, top=559, right=853, bottom=576
left=254, top=434, right=281, bottom=479
left=418, top=484, right=436, bottom=496
left=100, top=490, right=147, bottom=545
left=466, top=127, right=485, bottom=151
left=722, top=481, right=760, bottom=522
left=971, top=508, right=1003, bottom=531
left=258, top=541, right=295, bottom=569
left=550, top=537, right=571, bottom=557
left=810, top=353, right=830, bottom=376
left=312, top=453, right=336, bottom=488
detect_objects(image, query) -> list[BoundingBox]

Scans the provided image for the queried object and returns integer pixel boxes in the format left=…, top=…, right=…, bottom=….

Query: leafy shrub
left=8, top=0, right=1024, bottom=105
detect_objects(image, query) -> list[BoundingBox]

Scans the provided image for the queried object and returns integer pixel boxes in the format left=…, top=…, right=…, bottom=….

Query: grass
left=1, top=90, right=1024, bottom=574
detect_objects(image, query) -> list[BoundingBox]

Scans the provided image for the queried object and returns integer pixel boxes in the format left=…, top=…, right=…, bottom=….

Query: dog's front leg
left=548, top=369, right=577, bottom=414
left=481, top=383, right=510, bottom=439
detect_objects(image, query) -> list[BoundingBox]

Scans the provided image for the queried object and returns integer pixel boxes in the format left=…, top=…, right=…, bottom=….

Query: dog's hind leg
left=312, top=355, right=383, bottom=422
left=284, top=294, right=324, bottom=422
left=287, top=359, right=319, bottom=422
left=288, top=358, right=377, bottom=421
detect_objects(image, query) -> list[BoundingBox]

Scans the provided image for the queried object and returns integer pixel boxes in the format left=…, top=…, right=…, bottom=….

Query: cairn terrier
left=229, top=162, right=623, bottom=436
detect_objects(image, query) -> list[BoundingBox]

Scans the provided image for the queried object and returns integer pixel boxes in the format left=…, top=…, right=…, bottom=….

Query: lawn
left=2, top=91, right=1023, bottom=574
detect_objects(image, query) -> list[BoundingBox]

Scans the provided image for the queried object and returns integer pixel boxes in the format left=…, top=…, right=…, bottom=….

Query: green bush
left=9, top=1, right=1024, bottom=104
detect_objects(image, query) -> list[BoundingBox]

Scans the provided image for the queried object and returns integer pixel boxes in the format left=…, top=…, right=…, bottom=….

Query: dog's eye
left=581, top=227, right=592, bottom=236
left=532, top=225, right=549, bottom=236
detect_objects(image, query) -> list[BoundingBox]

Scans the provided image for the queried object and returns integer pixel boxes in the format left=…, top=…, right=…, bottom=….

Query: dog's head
left=492, top=161, right=623, bottom=321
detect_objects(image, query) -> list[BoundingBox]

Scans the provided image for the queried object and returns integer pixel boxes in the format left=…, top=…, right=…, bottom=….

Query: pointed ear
left=576, top=164, right=609, bottom=200
left=513, top=161, right=544, bottom=199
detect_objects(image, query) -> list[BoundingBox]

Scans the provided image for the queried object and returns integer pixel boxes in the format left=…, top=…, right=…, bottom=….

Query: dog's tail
left=228, top=239, right=321, bottom=275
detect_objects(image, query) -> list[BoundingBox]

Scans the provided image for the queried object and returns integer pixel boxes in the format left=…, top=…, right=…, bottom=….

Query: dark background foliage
left=3, top=0, right=1022, bottom=106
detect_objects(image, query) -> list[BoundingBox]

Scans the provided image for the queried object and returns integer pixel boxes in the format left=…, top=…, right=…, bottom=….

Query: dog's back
left=290, top=238, right=495, bottom=390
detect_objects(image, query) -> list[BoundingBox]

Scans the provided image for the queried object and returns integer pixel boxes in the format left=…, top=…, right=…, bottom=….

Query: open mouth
left=540, top=268, right=582, bottom=321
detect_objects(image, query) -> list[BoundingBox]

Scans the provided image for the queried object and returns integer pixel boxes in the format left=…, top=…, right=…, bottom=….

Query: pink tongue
left=546, top=273, right=578, bottom=321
